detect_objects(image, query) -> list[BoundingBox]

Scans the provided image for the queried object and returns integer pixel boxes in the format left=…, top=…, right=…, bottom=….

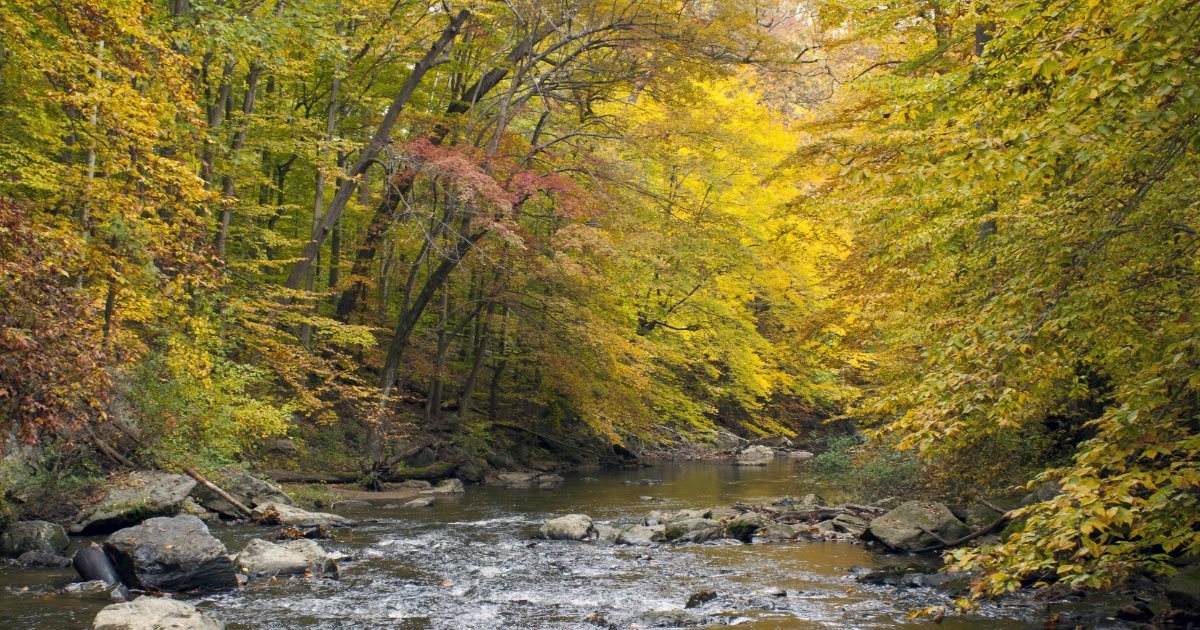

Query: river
left=0, top=459, right=1133, bottom=628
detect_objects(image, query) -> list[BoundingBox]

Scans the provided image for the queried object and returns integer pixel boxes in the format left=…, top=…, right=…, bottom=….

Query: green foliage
left=805, top=434, right=923, bottom=503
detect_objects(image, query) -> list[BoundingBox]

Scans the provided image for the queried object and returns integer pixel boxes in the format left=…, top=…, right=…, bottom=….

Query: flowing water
left=0, top=459, right=1134, bottom=628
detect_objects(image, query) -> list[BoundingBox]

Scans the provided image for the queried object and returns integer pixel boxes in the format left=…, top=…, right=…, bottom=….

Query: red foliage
left=0, top=200, right=109, bottom=442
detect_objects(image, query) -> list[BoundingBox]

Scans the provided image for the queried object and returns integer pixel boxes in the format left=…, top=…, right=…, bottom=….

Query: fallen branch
left=912, top=513, right=1013, bottom=553
left=185, top=467, right=254, bottom=518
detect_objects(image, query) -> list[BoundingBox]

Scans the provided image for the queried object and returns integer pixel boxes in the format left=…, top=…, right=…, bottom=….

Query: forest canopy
left=1, top=0, right=1197, bottom=604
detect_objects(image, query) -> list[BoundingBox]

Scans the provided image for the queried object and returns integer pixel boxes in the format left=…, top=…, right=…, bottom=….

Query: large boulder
left=93, top=596, right=224, bottom=630
left=735, top=445, right=775, bottom=466
left=664, top=519, right=723, bottom=543
left=714, top=431, right=745, bottom=450
left=485, top=471, right=565, bottom=489
left=1, top=520, right=68, bottom=557
left=1168, top=564, right=1200, bottom=613
left=72, top=471, right=197, bottom=534
left=104, top=515, right=238, bottom=592
left=419, top=478, right=465, bottom=495
left=615, top=524, right=666, bottom=546
left=235, top=538, right=338, bottom=578
left=191, top=469, right=291, bottom=518
left=540, top=514, right=594, bottom=540
left=725, top=513, right=773, bottom=541
left=867, top=501, right=971, bottom=551
left=251, top=502, right=355, bottom=528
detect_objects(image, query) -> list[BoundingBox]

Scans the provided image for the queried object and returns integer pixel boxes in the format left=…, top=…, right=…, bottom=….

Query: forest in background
left=1, top=0, right=1197, bottom=605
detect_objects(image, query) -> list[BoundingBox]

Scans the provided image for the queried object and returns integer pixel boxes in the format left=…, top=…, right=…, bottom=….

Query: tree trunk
left=284, top=9, right=470, bottom=292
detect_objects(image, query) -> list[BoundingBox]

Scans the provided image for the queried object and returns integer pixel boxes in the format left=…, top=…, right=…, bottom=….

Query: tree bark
left=284, top=9, right=470, bottom=291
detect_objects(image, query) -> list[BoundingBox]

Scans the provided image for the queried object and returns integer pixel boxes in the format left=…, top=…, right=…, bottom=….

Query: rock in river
left=72, top=471, right=197, bottom=534
left=866, top=501, right=970, bottom=551
left=93, top=596, right=224, bottom=630
left=735, top=445, right=775, bottom=466
left=1, top=520, right=68, bottom=557
left=235, top=538, right=338, bottom=578
left=104, top=515, right=238, bottom=592
left=725, top=512, right=773, bottom=541
left=615, top=524, right=665, bottom=546
left=1168, top=564, right=1200, bottom=614
left=540, top=514, right=595, bottom=540
left=17, top=550, right=72, bottom=568
left=252, top=502, right=355, bottom=528
left=190, top=468, right=292, bottom=518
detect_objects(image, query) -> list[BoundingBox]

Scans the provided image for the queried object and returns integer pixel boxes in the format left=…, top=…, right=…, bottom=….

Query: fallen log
left=185, top=467, right=254, bottom=518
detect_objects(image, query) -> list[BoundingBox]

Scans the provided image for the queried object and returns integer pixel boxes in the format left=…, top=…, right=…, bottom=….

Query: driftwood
left=185, top=467, right=254, bottom=518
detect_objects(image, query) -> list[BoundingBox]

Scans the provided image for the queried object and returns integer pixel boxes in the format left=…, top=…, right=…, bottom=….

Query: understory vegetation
left=1, top=0, right=1197, bottom=605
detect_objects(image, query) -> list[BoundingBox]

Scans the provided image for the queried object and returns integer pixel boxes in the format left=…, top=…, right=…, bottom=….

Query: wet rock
left=788, top=450, right=815, bottom=460
left=775, top=494, right=825, bottom=509
left=593, top=524, right=620, bottom=543
left=235, top=538, right=338, bottom=578
left=191, top=468, right=291, bottom=518
left=396, top=480, right=432, bottom=489
left=831, top=514, right=869, bottom=537
left=540, top=514, right=594, bottom=541
left=735, top=445, right=775, bottom=466
left=643, top=510, right=675, bottom=525
left=419, top=478, right=465, bottom=495
left=856, top=567, right=968, bottom=591
left=252, top=502, right=355, bottom=528
left=760, top=587, right=787, bottom=597
left=73, top=543, right=121, bottom=585
left=330, top=500, right=371, bottom=510
left=1, top=520, right=68, bottom=557
left=662, top=518, right=721, bottom=542
left=104, top=515, right=238, bottom=592
left=707, top=508, right=740, bottom=521
left=17, top=550, right=71, bottom=568
left=1115, top=602, right=1154, bottom=622
left=72, top=471, right=197, bottom=534
left=725, top=512, right=772, bottom=541
left=276, top=525, right=335, bottom=540
left=670, top=508, right=713, bottom=521
left=487, top=471, right=562, bottom=488
left=93, top=596, right=225, bottom=630
left=63, top=580, right=114, bottom=598
left=615, top=524, right=665, bottom=546
left=403, top=498, right=434, bottom=508
left=685, top=589, right=717, bottom=608
left=866, top=501, right=970, bottom=551
left=1168, top=564, right=1200, bottom=613
left=753, top=523, right=797, bottom=541
left=624, top=478, right=662, bottom=486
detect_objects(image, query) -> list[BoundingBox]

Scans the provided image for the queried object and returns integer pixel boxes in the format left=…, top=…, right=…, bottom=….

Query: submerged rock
left=252, top=502, right=355, bottom=528
left=866, top=501, right=970, bottom=551
left=93, top=596, right=224, bottom=630
left=17, top=550, right=72, bottom=568
left=62, top=579, right=127, bottom=601
left=235, top=538, right=338, bottom=578
left=1, top=520, right=68, bottom=557
left=787, top=451, right=815, bottom=461
left=540, top=514, right=594, bottom=541
left=72, top=471, right=197, bottom=534
left=403, top=498, right=434, bottom=508
left=104, top=515, right=238, bottom=593
left=735, top=445, right=774, bottom=466
left=685, top=589, right=718, bottom=608
left=330, top=500, right=371, bottom=510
